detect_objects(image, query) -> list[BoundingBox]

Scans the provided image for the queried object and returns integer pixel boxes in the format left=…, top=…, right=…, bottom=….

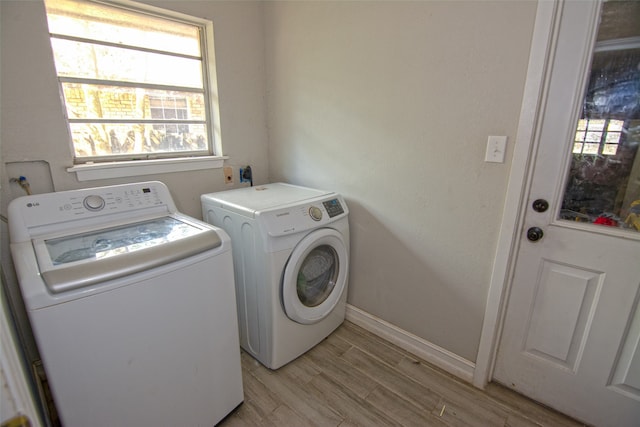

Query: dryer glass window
left=297, top=245, right=339, bottom=307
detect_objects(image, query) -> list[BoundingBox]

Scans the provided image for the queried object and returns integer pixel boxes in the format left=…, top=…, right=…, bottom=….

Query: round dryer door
left=282, top=228, right=348, bottom=325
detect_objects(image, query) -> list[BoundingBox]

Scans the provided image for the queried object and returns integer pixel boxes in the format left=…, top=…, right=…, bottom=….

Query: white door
left=282, top=228, right=348, bottom=325
left=493, top=1, right=640, bottom=426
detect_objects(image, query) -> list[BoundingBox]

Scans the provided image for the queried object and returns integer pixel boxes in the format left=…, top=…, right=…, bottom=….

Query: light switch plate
left=485, top=136, right=507, bottom=163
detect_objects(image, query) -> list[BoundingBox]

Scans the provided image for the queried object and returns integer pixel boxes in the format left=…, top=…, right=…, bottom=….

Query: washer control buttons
left=83, top=195, right=105, bottom=211
left=309, top=206, right=323, bottom=221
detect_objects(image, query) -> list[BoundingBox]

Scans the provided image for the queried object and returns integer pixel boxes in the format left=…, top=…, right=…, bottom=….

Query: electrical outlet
left=223, top=166, right=233, bottom=183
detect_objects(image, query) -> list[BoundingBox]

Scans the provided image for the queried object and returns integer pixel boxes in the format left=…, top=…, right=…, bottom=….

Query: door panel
left=496, top=226, right=640, bottom=426
left=610, top=293, right=640, bottom=399
left=494, top=1, right=640, bottom=426
left=524, top=260, right=603, bottom=372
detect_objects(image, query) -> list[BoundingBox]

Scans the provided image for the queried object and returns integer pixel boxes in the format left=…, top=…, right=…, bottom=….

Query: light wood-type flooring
left=220, top=321, right=586, bottom=427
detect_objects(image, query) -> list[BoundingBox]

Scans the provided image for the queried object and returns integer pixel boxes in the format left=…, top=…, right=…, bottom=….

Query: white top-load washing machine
left=201, top=183, right=349, bottom=369
left=8, top=181, right=243, bottom=427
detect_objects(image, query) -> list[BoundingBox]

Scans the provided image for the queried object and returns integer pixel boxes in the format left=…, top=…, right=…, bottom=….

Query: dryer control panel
left=323, top=199, right=345, bottom=218
left=260, top=196, right=348, bottom=237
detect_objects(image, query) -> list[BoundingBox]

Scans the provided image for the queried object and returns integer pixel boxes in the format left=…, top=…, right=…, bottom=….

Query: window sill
left=67, top=156, right=227, bottom=181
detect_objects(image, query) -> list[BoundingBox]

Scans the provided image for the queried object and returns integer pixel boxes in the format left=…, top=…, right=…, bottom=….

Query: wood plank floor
left=220, top=321, right=587, bottom=427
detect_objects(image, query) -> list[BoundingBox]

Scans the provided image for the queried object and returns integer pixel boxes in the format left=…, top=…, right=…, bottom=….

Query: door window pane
left=560, top=2, right=640, bottom=232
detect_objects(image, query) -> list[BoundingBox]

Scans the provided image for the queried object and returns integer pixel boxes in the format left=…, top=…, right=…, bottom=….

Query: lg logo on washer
left=26, top=202, right=40, bottom=208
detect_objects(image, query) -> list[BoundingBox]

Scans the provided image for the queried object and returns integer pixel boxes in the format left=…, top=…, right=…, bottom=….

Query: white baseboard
left=346, top=304, right=476, bottom=384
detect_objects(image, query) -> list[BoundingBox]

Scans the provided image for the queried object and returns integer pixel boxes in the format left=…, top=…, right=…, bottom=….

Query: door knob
left=527, top=227, right=544, bottom=242
left=532, top=199, right=549, bottom=212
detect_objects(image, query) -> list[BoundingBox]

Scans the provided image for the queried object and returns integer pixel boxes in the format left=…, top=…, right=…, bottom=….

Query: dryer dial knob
left=83, top=195, right=105, bottom=211
left=309, top=206, right=323, bottom=221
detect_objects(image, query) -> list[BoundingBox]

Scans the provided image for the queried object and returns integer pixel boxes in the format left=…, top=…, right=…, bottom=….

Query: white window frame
left=53, top=0, right=225, bottom=180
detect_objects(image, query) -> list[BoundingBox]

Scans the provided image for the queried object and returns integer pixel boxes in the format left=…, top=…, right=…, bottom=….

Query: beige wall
left=1, top=0, right=537, bottom=365
left=264, top=1, right=537, bottom=361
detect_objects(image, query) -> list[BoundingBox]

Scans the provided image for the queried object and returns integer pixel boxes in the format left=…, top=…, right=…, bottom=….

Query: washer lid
left=201, top=183, right=333, bottom=217
left=33, top=215, right=221, bottom=294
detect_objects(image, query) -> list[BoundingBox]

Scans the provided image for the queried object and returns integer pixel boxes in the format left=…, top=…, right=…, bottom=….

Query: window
left=44, top=0, right=219, bottom=163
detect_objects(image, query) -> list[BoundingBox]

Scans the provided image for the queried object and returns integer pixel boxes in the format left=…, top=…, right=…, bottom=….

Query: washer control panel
left=58, top=186, right=163, bottom=216
left=9, top=182, right=174, bottom=239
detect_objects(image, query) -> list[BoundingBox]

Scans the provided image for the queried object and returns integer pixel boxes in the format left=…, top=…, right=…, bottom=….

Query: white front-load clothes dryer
left=201, top=183, right=349, bottom=369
